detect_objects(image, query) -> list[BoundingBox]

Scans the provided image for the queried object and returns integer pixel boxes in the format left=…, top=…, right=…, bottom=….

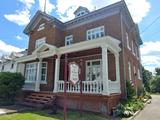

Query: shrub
left=0, top=72, right=25, bottom=105
left=126, top=80, right=135, bottom=99
left=151, top=76, right=160, bottom=93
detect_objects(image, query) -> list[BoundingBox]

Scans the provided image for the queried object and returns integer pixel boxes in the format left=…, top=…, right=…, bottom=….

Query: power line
left=140, top=15, right=160, bottom=35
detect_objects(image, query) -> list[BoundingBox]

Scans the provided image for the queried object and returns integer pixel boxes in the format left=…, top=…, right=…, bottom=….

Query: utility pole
left=44, top=0, right=47, bottom=13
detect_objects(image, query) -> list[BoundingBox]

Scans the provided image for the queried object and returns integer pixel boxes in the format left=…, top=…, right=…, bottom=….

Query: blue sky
left=0, top=0, right=159, bottom=72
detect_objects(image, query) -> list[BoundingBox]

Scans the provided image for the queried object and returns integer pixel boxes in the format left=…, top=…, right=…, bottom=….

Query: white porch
left=17, top=36, right=121, bottom=95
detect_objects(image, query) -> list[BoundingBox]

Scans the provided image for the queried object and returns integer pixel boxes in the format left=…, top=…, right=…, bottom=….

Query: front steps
left=20, top=92, right=56, bottom=109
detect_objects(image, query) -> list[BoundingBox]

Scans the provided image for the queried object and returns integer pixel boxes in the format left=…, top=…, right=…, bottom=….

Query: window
left=11, top=63, right=14, bottom=69
left=87, top=26, right=105, bottom=40
left=25, top=62, right=48, bottom=83
left=131, top=41, right=135, bottom=55
left=138, top=69, right=141, bottom=80
left=65, top=35, right=73, bottom=46
left=126, top=32, right=131, bottom=50
left=35, top=37, right=46, bottom=48
left=37, top=23, right=45, bottom=31
left=41, top=62, right=47, bottom=83
left=25, top=63, right=37, bottom=82
left=86, top=59, right=101, bottom=81
left=1, top=65, right=4, bottom=71
left=128, top=62, right=132, bottom=81
left=76, top=11, right=87, bottom=17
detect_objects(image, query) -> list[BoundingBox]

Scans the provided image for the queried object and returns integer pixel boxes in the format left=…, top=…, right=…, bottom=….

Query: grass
left=0, top=110, right=108, bottom=120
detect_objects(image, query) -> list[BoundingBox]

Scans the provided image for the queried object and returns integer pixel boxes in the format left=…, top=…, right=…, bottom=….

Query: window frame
left=35, top=37, right=46, bottom=49
left=128, top=61, right=132, bottom=81
left=25, top=62, right=37, bottom=83
left=85, top=59, right=102, bottom=81
left=41, top=62, right=47, bottom=84
left=65, top=35, right=73, bottom=46
left=126, top=32, right=131, bottom=50
left=37, top=23, right=45, bottom=31
left=87, top=26, right=105, bottom=41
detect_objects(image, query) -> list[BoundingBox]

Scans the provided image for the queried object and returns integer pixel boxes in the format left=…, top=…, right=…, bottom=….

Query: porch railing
left=57, top=80, right=120, bottom=94
left=57, top=80, right=103, bottom=94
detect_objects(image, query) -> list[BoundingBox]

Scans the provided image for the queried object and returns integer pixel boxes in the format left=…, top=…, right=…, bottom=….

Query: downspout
left=120, top=8, right=127, bottom=99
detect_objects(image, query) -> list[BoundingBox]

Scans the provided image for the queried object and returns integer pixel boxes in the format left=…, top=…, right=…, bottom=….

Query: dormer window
left=37, top=23, right=45, bottom=31
left=74, top=6, right=90, bottom=18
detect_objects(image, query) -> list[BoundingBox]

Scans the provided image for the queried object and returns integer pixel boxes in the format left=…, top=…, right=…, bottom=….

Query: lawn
left=0, top=110, right=108, bottom=120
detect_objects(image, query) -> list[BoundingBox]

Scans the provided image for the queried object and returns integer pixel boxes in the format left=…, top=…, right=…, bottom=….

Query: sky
left=0, top=0, right=159, bottom=73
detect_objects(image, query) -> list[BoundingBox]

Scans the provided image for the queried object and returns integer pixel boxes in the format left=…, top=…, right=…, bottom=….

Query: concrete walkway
left=0, top=105, right=33, bottom=115
left=133, top=95, right=160, bottom=120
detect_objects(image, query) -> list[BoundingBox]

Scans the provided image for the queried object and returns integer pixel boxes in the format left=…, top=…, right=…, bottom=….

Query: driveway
left=133, top=95, right=160, bottom=120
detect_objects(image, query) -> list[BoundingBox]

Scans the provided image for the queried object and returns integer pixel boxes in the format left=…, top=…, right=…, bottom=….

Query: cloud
left=38, top=0, right=55, bottom=14
left=4, top=0, right=35, bottom=26
left=15, top=35, right=22, bottom=40
left=140, top=41, right=160, bottom=73
left=55, top=0, right=150, bottom=23
left=0, top=40, right=24, bottom=56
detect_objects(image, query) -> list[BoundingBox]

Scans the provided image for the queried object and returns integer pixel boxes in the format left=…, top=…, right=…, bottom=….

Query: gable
left=24, top=11, right=53, bottom=35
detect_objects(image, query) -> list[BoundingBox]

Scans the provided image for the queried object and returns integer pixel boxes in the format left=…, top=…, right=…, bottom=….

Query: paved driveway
left=133, top=95, right=160, bottom=120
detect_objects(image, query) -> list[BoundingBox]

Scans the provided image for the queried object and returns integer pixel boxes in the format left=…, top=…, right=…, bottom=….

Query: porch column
left=101, top=46, right=110, bottom=95
left=35, top=58, right=42, bottom=92
left=53, top=55, right=60, bottom=93
left=115, top=53, right=121, bottom=93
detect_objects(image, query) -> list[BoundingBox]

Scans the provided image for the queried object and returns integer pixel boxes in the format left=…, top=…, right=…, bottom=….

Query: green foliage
left=0, top=72, right=25, bottom=105
left=126, top=80, right=135, bottom=99
left=142, top=66, right=152, bottom=92
left=151, top=76, right=160, bottom=93
left=113, top=99, right=144, bottom=117
left=155, top=67, right=160, bottom=76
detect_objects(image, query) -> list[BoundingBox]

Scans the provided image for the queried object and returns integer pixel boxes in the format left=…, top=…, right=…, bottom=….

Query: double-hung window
left=126, top=32, right=131, bottom=50
left=25, top=63, right=37, bottom=83
left=35, top=37, right=46, bottom=49
left=128, top=61, right=132, bottom=81
left=37, top=23, right=45, bottom=31
left=87, top=26, right=105, bottom=40
left=86, top=59, right=101, bottom=81
left=41, top=62, right=47, bottom=83
left=65, top=35, right=73, bottom=46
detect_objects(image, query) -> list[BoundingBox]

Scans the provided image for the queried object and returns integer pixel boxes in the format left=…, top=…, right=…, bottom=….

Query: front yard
left=0, top=110, right=107, bottom=120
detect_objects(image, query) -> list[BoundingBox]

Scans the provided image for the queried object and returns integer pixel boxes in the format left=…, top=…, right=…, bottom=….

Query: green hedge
left=0, top=72, right=25, bottom=105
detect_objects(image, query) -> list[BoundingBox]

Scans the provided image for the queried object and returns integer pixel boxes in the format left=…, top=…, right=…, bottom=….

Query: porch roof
left=16, top=36, right=121, bottom=63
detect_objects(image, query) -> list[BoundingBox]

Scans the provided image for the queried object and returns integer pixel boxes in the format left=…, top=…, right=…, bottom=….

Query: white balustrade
left=57, top=80, right=103, bottom=94
left=57, top=80, right=120, bottom=94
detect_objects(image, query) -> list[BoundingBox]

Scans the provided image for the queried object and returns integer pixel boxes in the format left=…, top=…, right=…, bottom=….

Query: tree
left=142, top=66, right=152, bottom=92
left=155, top=67, right=160, bottom=76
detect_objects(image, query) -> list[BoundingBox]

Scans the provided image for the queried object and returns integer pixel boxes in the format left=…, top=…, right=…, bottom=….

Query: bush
left=126, top=80, right=135, bottom=99
left=151, top=76, right=160, bottom=93
left=0, top=72, right=25, bottom=105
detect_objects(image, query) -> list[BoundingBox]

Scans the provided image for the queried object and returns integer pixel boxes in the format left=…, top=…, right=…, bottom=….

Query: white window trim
left=65, top=35, right=73, bottom=46
left=41, top=62, right=47, bottom=84
left=128, top=61, right=132, bottom=81
left=87, top=26, right=105, bottom=40
left=138, top=69, right=141, bottom=80
left=35, top=37, right=46, bottom=49
left=37, top=23, right=45, bottom=31
left=85, top=59, right=102, bottom=81
left=126, top=32, right=131, bottom=50
left=25, top=62, right=37, bottom=83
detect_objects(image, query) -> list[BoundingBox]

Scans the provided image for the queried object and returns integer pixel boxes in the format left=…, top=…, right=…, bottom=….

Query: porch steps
left=20, top=92, right=56, bottom=109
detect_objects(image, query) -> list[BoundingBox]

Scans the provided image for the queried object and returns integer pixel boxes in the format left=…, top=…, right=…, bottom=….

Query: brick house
left=17, top=1, right=143, bottom=115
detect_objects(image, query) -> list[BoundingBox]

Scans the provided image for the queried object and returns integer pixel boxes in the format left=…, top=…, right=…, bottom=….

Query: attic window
left=37, top=23, right=45, bottom=31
